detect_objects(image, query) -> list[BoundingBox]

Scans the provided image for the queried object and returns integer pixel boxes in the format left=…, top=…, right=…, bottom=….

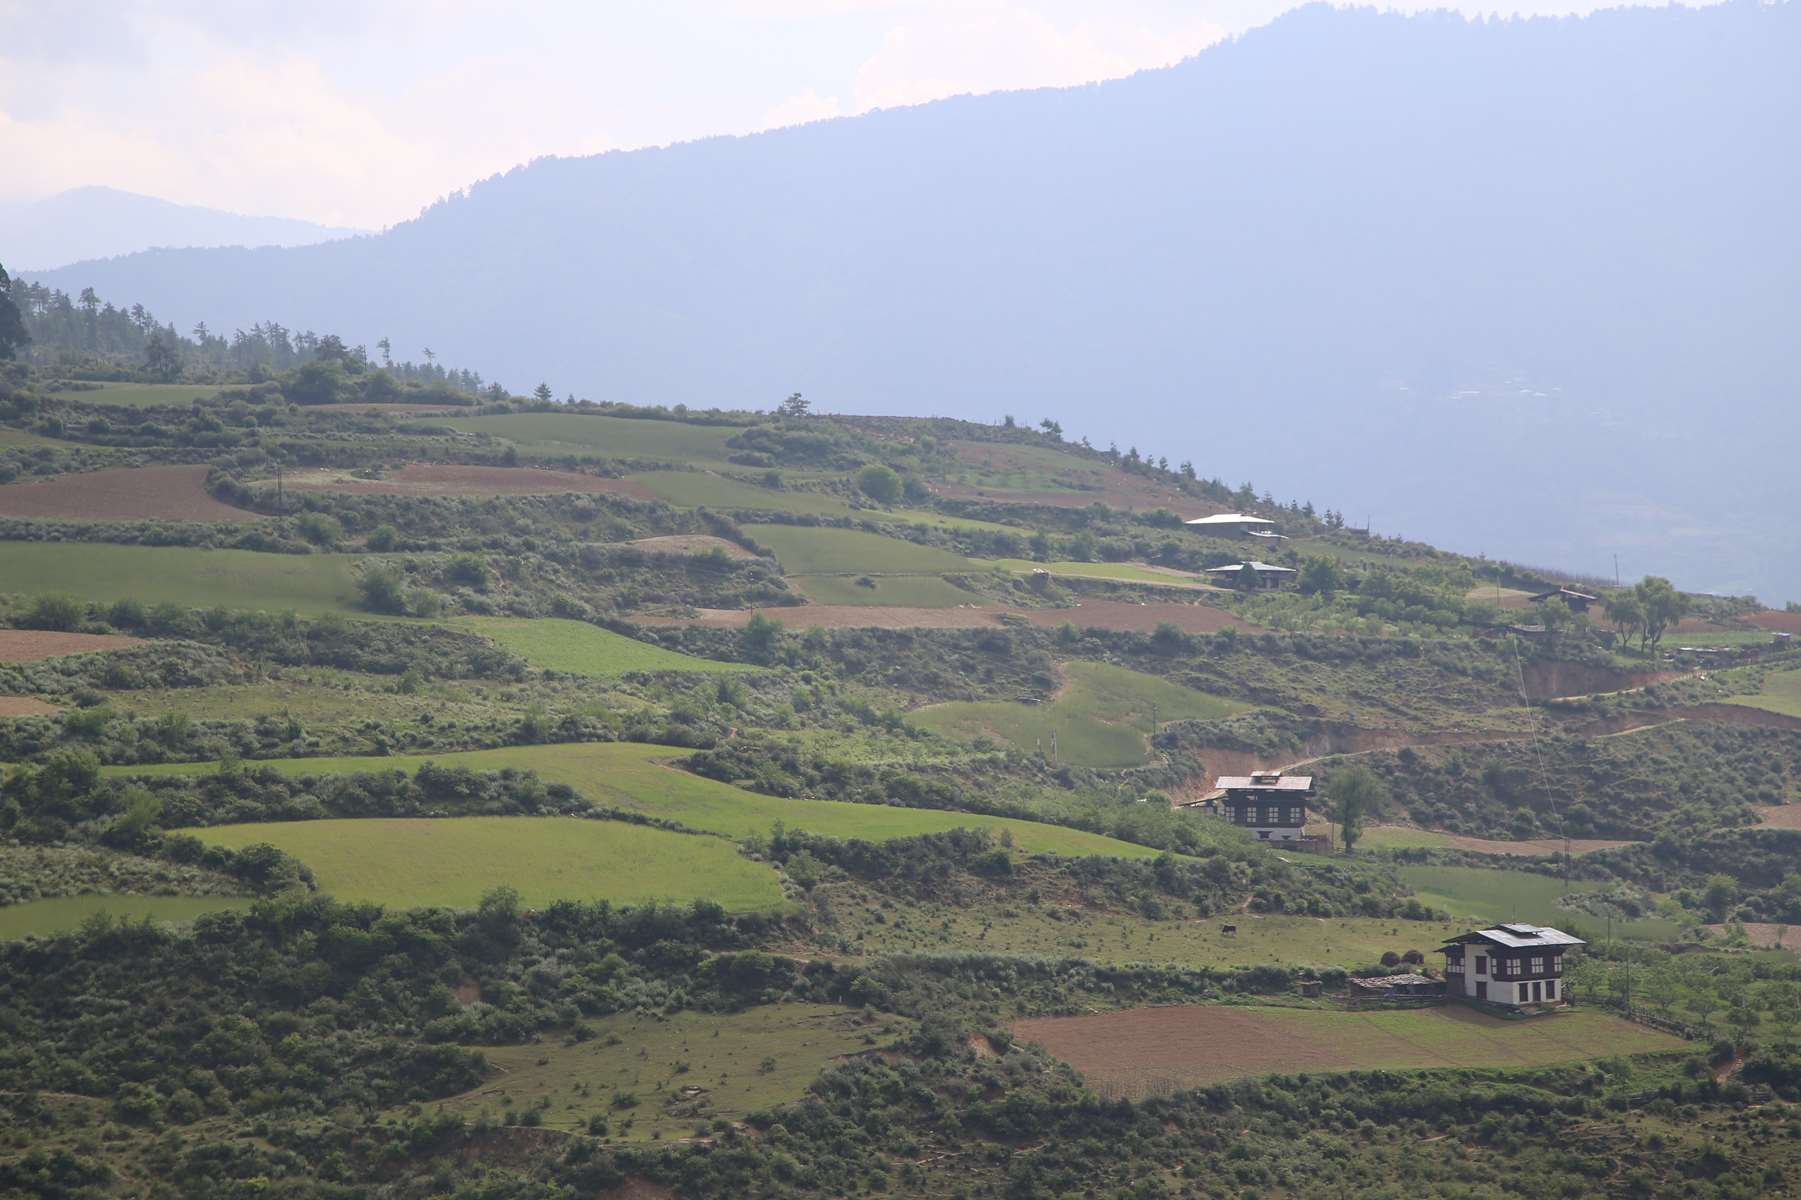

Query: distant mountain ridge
left=24, top=2, right=1801, bottom=601
left=0, top=186, right=362, bottom=271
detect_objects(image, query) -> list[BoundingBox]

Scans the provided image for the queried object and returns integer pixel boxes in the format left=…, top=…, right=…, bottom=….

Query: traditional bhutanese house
left=1527, top=586, right=1599, bottom=614
left=1216, top=771, right=1312, bottom=842
left=1205, top=561, right=1297, bottom=590
left=1185, top=513, right=1276, bottom=536
left=1440, top=924, right=1585, bottom=1008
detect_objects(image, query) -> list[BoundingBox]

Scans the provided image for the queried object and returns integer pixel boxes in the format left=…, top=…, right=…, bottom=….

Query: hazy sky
left=3, top=0, right=1629, bottom=230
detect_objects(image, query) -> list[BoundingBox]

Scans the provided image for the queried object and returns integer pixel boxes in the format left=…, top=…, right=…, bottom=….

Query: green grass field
left=626, top=471, right=853, bottom=515
left=118, top=742, right=1173, bottom=859
left=427, top=1005, right=905, bottom=1139
left=181, top=815, right=785, bottom=911
left=741, top=524, right=974, bottom=575
left=1398, top=865, right=1682, bottom=941
left=908, top=660, right=1251, bottom=767
left=0, top=894, right=248, bottom=940
left=988, top=558, right=1213, bottom=588
left=1015, top=1005, right=1687, bottom=1098
left=414, top=413, right=740, bottom=464
left=1727, top=667, right=1801, bottom=718
left=456, top=616, right=757, bottom=676
left=1668, top=631, right=1778, bottom=648
left=0, top=428, right=76, bottom=449
left=790, top=573, right=984, bottom=607
left=0, top=542, right=364, bottom=612
left=825, top=891, right=1463, bottom=969
left=47, top=382, right=229, bottom=408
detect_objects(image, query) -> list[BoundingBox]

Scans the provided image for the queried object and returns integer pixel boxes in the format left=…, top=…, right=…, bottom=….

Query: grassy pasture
left=415, top=413, right=739, bottom=463
left=908, top=660, right=1250, bottom=767
left=988, top=558, right=1214, bottom=588
left=0, top=894, right=248, bottom=940
left=822, top=893, right=1463, bottom=970
left=1014, top=1005, right=1686, bottom=1098
left=428, top=1005, right=903, bottom=1139
left=626, top=471, right=853, bottom=515
left=1726, top=668, right=1801, bottom=719
left=456, top=616, right=757, bottom=677
left=791, top=573, right=984, bottom=607
left=120, top=742, right=1173, bottom=859
left=0, top=542, right=364, bottom=612
left=47, top=382, right=228, bottom=408
left=0, top=428, right=76, bottom=449
left=182, top=816, right=784, bottom=911
left=741, top=523, right=973, bottom=575
left=104, top=673, right=510, bottom=726
left=1397, top=865, right=1682, bottom=941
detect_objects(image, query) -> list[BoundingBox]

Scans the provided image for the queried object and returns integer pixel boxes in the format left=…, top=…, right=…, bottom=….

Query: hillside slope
left=1, top=186, right=362, bottom=271
left=26, top=3, right=1801, bottom=600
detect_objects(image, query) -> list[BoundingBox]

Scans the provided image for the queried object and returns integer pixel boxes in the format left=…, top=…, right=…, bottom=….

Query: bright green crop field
left=1397, top=865, right=1682, bottom=941
left=908, top=660, right=1251, bottom=767
left=413, top=413, right=740, bottom=464
left=456, top=616, right=756, bottom=676
left=116, top=742, right=1172, bottom=859
left=742, top=524, right=974, bottom=575
left=1726, top=668, right=1801, bottom=718
left=0, top=894, right=249, bottom=939
left=181, top=815, right=785, bottom=910
left=791, top=573, right=984, bottom=607
left=47, top=382, right=229, bottom=408
left=0, top=542, right=364, bottom=612
left=626, top=471, right=853, bottom=515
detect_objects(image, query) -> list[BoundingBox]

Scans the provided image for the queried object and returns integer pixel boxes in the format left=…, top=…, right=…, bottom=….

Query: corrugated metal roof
left=1185, top=513, right=1275, bottom=527
left=1441, top=924, right=1586, bottom=949
left=1205, top=561, right=1296, bottom=574
left=1216, top=775, right=1314, bottom=791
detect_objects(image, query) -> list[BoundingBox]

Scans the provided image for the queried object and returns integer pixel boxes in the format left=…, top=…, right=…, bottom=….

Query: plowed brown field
left=0, top=630, right=144, bottom=662
left=0, top=696, right=60, bottom=717
left=625, top=535, right=758, bottom=559
left=0, top=465, right=256, bottom=522
left=1750, top=611, right=1801, bottom=634
left=1755, top=804, right=1801, bottom=830
left=284, top=464, right=657, bottom=498
left=1014, top=1004, right=1683, bottom=1097
left=627, top=600, right=1254, bottom=633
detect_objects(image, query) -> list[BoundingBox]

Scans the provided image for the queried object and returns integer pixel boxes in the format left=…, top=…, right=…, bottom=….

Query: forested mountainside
left=0, top=187, right=361, bottom=273
left=25, top=2, right=1801, bottom=603
left=2, top=281, right=1801, bottom=1195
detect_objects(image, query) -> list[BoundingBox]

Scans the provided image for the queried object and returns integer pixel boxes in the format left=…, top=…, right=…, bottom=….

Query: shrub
left=356, top=563, right=410, bottom=614
left=22, top=594, right=85, bottom=631
left=856, top=463, right=902, bottom=505
left=297, top=512, right=344, bottom=547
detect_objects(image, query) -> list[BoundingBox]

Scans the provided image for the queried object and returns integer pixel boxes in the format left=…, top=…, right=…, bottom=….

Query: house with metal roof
left=1204, top=560, right=1296, bottom=590
left=1216, top=771, right=1313, bottom=842
left=1439, top=924, right=1585, bottom=1009
left=1528, top=586, right=1600, bottom=615
left=1185, top=513, right=1275, bottom=535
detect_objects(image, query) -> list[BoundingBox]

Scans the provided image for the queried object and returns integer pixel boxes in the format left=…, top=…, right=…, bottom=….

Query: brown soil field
left=1749, top=611, right=1801, bottom=635
left=1013, top=1004, right=1678, bottom=1096
left=283, top=464, right=657, bottom=498
left=0, top=629, right=145, bottom=662
left=0, top=696, right=60, bottom=717
left=0, top=465, right=257, bottom=522
left=1708, top=922, right=1801, bottom=951
left=628, top=599, right=1256, bottom=634
left=1755, top=804, right=1801, bottom=830
left=625, top=535, right=759, bottom=559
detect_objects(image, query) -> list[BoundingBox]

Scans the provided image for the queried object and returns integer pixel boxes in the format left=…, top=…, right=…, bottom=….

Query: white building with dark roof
left=1439, top=924, right=1585, bottom=1009
left=1204, top=560, right=1297, bottom=589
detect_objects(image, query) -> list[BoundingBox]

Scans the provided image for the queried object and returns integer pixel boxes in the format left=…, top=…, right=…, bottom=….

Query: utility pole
left=1614, top=554, right=1621, bottom=588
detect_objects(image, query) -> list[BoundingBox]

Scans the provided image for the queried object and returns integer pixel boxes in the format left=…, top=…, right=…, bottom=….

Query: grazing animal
left=1221, top=924, right=1238, bottom=936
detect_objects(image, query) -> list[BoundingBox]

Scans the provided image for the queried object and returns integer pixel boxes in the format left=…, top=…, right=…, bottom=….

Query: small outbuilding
left=1528, top=587, right=1599, bottom=614
left=1440, top=924, right=1585, bottom=1009
left=1350, top=973, right=1445, bottom=1000
left=1205, top=561, right=1297, bottom=590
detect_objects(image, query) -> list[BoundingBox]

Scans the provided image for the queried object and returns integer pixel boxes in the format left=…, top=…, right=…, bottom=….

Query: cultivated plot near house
left=1014, top=1004, right=1685, bottom=1097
